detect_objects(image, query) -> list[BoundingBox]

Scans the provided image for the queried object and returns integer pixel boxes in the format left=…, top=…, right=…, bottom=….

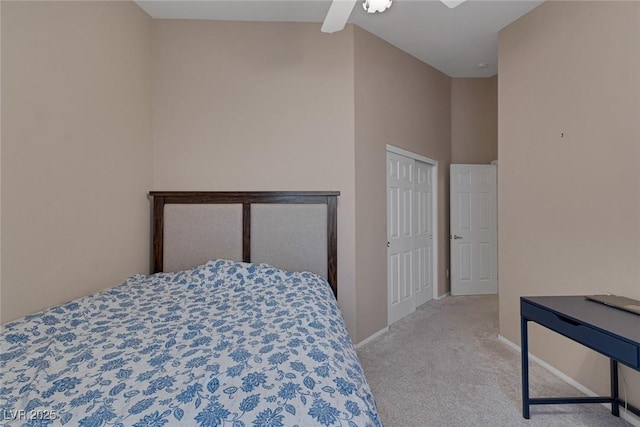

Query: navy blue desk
left=521, top=296, right=640, bottom=419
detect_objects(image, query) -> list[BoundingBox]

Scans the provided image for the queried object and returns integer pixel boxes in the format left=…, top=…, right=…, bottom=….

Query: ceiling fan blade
left=440, top=0, right=467, bottom=8
left=321, top=0, right=357, bottom=33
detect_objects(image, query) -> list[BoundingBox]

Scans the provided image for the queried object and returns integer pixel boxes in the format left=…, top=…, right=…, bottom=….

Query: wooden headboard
left=149, top=191, right=339, bottom=296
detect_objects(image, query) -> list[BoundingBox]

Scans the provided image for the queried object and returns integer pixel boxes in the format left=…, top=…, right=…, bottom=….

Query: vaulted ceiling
left=136, top=0, right=543, bottom=77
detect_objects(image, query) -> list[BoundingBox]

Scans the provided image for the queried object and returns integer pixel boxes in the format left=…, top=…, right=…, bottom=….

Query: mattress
left=0, top=260, right=381, bottom=426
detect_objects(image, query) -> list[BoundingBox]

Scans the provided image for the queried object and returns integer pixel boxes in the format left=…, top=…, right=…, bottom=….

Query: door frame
left=386, top=144, right=439, bottom=302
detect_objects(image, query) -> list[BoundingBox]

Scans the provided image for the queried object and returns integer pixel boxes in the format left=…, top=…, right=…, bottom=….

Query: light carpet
left=357, top=295, right=633, bottom=427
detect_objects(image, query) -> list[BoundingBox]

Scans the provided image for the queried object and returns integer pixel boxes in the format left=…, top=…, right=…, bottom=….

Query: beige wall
left=1, top=1, right=153, bottom=323
left=0, top=1, right=3, bottom=317
left=499, top=0, right=640, bottom=402
left=151, top=20, right=358, bottom=334
left=354, top=27, right=452, bottom=342
left=451, top=77, right=497, bottom=164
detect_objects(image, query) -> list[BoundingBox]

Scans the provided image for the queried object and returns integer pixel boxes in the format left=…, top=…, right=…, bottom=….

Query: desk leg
left=521, top=315, right=530, bottom=419
left=611, top=359, right=619, bottom=417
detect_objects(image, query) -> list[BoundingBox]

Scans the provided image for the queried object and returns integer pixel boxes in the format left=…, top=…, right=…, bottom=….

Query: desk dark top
left=522, top=296, right=640, bottom=345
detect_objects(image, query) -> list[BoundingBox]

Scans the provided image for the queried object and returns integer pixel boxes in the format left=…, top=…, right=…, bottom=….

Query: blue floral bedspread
left=0, top=260, right=381, bottom=427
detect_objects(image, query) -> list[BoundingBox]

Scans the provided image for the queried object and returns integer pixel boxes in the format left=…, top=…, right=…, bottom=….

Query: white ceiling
left=136, top=0, right=543, bottom=77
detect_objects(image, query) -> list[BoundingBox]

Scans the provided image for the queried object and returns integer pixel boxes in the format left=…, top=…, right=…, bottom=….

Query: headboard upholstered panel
left=164, top=204, right=242, bottom=273
left=251, top=204, right=327, bottom=279
left=149, top=191, right=339, bottom=296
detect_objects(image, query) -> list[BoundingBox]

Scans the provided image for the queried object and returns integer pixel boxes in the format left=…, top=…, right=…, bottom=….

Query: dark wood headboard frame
left=149, top=191, right=340, bottom=297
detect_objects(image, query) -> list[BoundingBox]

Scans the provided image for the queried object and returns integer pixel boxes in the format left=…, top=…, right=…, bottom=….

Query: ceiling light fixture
left=363, top=0, right=392, bottom=14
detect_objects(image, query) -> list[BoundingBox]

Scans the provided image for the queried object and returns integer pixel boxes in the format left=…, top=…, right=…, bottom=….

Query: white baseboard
left=356, top=327, right=389, bottom=348
left=435, top=292, right=450, bottom=300
left=498, top=334, right=640, bottom=426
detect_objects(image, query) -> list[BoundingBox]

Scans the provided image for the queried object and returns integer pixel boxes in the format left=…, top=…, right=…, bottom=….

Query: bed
left=0, top=192, right=382, bottom=427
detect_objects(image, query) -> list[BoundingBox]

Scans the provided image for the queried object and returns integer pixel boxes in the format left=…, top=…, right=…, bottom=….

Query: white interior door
left=387, top=151, right=435, bottom=325
left=414, top=161, right=434, bottom=306
left=387, top=152, right=415, bottom=324
left=450, top=164, right=497, bottom=295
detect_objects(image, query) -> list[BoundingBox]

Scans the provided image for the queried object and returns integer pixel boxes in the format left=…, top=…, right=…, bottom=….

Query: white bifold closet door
left=387, top=151, right=434, bottom=325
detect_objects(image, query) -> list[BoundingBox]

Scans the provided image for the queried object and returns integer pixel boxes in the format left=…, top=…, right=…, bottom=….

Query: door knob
left=451, top=235, right=463, bottom=240
left=387, top=241, right=390, bottom=248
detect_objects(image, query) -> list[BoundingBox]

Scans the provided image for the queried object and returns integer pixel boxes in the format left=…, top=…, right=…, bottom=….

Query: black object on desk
left=520, top=296, right=640, bottom=419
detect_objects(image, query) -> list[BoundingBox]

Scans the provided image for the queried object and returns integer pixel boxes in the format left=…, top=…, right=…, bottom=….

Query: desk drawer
left=522, top=301, right=639, bottom=369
